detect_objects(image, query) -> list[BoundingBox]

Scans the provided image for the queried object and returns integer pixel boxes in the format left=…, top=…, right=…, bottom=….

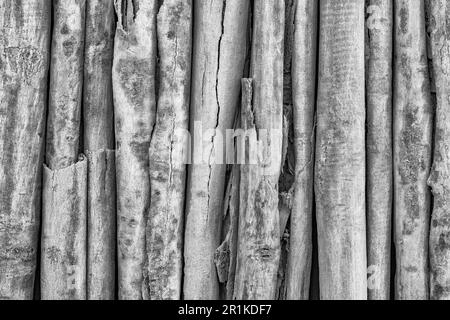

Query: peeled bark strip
left=46, top=0, right=86, bottom=170
left=234, top=0, right=284, bottom=299
left=0, top=1, right=51, bottom=300
left=112, top=0, right=157, bottom=300
left=315, top=0, right=367, bottom=300
left=86, top=150, right=116, bottom=300
left=184, top=0, right=250, bottom=300
left=41, top=156, right=87, bottom=300
left=393, top=0, right=432, bottom=300
left=427, top=0, right=450, bottom=300
left=285, top=0, right=317, bottom=300
left=83, top=0, right=116, bottom=300
left=146, top=0, right=192, bottom=300
left=366, top=0, right=393, bottom=300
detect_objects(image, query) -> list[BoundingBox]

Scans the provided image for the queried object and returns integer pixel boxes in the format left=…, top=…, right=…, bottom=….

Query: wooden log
left=0, top=0, right=51, bottom=300
left=284, top=0, right=317, bottom=300
left=112, top=0, right=157, bottom=300
left=41, top=156, right=87, bottom=300
left=427, top=0, right=450, bottom=300
left=393, top=0, right=432, bottom=300
left=183, top=0, right=250, bottom=300
left=83, top=0, right=116, bottom=300
left=146, top=0, right=192, bottom=300
left=46, top=0, right=86, bottom=170
left=366, top=0, right=393, bottom=300
left=315, top=0, right=367, bottom=300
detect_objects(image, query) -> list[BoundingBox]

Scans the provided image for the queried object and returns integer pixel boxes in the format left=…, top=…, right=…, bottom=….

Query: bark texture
left=315, top=0, right=367, bottom=300
left=146, top=0, right=192, bottom=300
left=112, top=0, right=157, bottom=300
left=427, top=0, right=450, bottom=300
left=233, top=1, right=284, bottom=300
left=285, top=0, right=317, bottom=300
left=83, top=0, right=116, bottom=300
left=183, top=0, right=250, bottom=300
left=41, top=156, right=87, bottom=300
left=0, top=0, right=51, bottom=300
left=393, top=0, right=433, bottom=300
left=366, top=0, right=393, bottom=300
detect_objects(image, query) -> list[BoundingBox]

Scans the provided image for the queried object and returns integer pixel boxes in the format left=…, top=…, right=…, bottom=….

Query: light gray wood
left=0, top=0, right=51, bottom=300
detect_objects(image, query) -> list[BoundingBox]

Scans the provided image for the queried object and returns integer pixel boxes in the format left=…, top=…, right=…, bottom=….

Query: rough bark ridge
left=427, top=0, right=450, bottom=300
left=365, top=0, right=393, bottom=300
left=284, top=0, right=317, bottom=300
left=183, top=0, right=250, bottom=300
left=234, top=0, right=284, bottom=300
left=146, top=0, right=192, bottom=300
left=0, top=0, right=51, bottom=300
left=393, top=0, right=432, bottom=300
left=315, top=0, right=367, bottom=300
left=83, top=0, right=116, bottom=300
left=112, top=0, right=157, bottom=300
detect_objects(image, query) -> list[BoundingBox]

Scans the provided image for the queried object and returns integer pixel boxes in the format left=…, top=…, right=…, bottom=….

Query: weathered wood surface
left=284, top=0, right=317, bottom=300
left=146, top=0, right=192, bottom=300
left=46, top=0, right=86, bottom=170
left=393, top=0, right=433, bottom=300
left=0, top=0, right=51, bottom=300
left=315, top=0, right=367, bottom=300
left=183, top=0, right=250, bottom=300
left=366, top=0, right=393, bottom=300
left=112, top=0, right=157, bottom=300
left=427, top=0, right=450, bottom=300
left=83, top=0, right=116, bottom=300
left=41, top=156, right=87, bottom=300
left=86, top=150, right=116, bottom=300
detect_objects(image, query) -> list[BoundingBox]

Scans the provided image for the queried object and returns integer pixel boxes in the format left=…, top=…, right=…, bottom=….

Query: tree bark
left=315, top=0, right=367, bottom=300
left=234, top=0, right=284, bottom=300
left=41, top=156, right=87, bottom=300
left=427, top=0, right=450, bottom=300
left=146, top=0, right=192, bottom=300
left=393, top=0, right=432, bottom=300
left=0, top=0, right=51, bottom=300
left=183, top=0, right=250, bottom=300
left=83, top=0, right=116, bottom=300
left=365, top=0, right=393, bottom=300
left=285, top=0, right=317, bottom=300
left=112, top=0, right=157, bottom=300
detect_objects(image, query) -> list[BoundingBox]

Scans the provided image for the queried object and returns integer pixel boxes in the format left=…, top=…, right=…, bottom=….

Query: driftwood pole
left=183, top=0, right=250, bottom=300
left=427, top=0, right=450, bottom=300
left=284, top=0, right=317, bottom=300
left=146, top=0, right=192, bottom=300
left=393, top=0, right=432, bottom=300
left=234, top=0, right=285, bottom=300
left=315, top=0, right=367, bottom=300
left=0, top=1, right=51, bottom=300
left=83, top=0, right=116, bottom=300
left=366, top=0, right=393, bottom=300
left=112, top=0, right=157, bottom=300
left=41, top=0, right=87, bottom=300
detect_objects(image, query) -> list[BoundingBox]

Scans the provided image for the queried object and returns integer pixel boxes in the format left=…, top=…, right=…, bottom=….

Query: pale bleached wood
left=146, top=0, right=192, bottom=300
left=112, top=0, right=157, bottom=300
left=86, top=150, right=116, bottom=300
left=183, top=0, right=250, bottom=300
left=41, top=156, right=87, bottom=300
left=0, top=0, right=51, bottom=300
left=83, top=0, right=116, bottom=300
left=427, top=0, right=450, bottom=300
left=315, top=0, right=367, bottom=300
left=393, top=0, right=432, bottom=300
left=46, top=0, right=86, bottom=170
left=285, top=0, right=317, bottom=300
left=366, top=0, right=393, bottom=300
